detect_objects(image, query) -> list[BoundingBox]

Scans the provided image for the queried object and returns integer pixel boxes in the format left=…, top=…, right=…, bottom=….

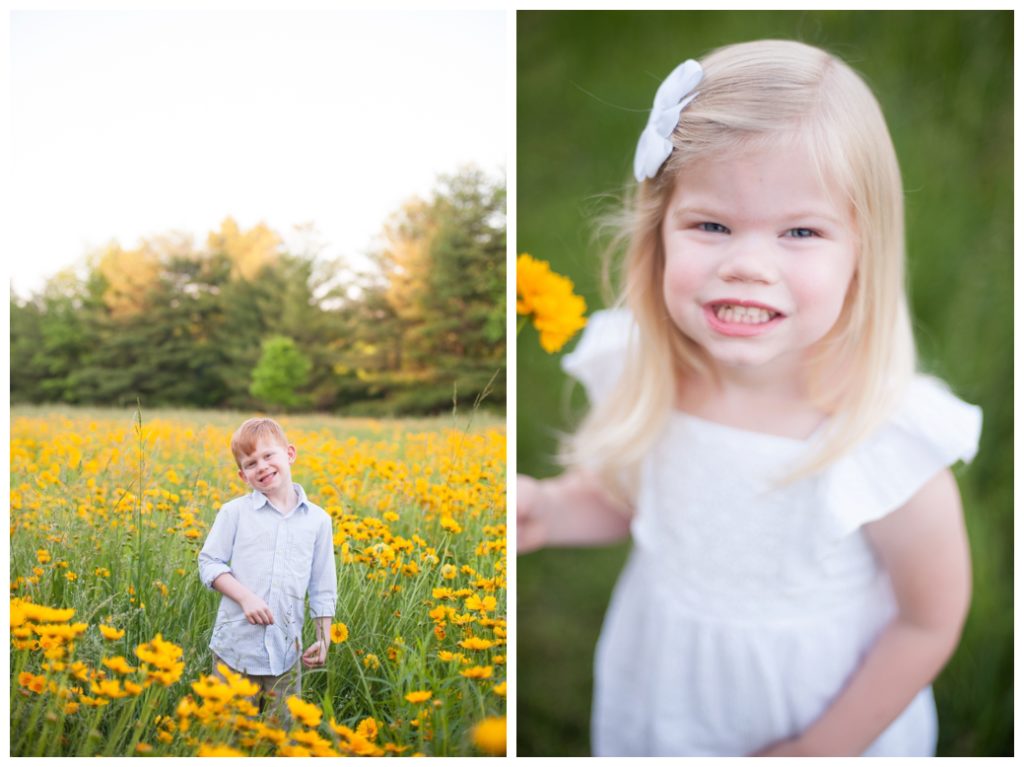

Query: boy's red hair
left=230, top=417, right=289, bottom=468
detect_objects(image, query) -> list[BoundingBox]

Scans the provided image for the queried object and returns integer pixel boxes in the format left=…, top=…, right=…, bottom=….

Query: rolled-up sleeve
left=307, top=514, right=337, bottom=617
left=198, top=505, right=236, bottom=589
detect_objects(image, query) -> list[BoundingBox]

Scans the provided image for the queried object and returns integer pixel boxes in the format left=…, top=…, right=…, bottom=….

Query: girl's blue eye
left=787, top=227, right=817, bottom=239
left=698, top=222, right=729, bottom=234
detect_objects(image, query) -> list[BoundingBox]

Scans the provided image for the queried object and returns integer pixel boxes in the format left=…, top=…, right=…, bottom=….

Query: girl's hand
left=517, top=474, right=549, bottom=554
left=240, top=595, right=275, bottom=625
left=301, top=640, right=328, bottom=668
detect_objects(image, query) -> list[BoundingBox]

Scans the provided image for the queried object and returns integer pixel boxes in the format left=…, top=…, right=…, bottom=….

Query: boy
left=198, top=417, right=337, bottom=721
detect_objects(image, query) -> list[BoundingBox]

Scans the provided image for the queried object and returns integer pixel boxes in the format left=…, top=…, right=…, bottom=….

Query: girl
left=517, top=39, right=982, bottom=757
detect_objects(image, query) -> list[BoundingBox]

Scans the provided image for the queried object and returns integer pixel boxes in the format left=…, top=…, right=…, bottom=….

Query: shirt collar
left=251, top=483, right=308, bottom=514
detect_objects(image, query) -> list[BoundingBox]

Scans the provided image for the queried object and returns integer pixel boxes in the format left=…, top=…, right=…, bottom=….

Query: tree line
left=10, top=167, right=506, bottom=415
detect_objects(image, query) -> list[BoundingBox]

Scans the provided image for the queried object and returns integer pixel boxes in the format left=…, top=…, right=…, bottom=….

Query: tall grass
left=10, top=406, right=506, bottom=756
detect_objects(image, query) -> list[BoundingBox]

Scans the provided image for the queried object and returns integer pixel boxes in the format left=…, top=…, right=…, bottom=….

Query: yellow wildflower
left=516, top=253, right=588, bottom=353
left=90, top=679, right=131, bottom=699
left=356, top=717, right=379, bottom=741
left=277, top=744, right=312, bottom=757
left=339, top=731, right=384, bottom=757
left=289, top=728, right=338, bottom=756
left=69, top=661, right=90, bottom=682
left=459, top=636, right=496, bottom=651
left=135, top=634, right=184, bottom=686
left=191, top=676, right=234, bottom=704
left=98, top=624, right=125, bottom=640
left=197, top=744, right=245, bottom=756
left=472, top=716, right=506, bottom=756
left=78, top=694, right=110, bottom=708
left=465, top=593, right=498, bottom=613
left=32, top=622, right=88, bottom=640
left=286, top=695, right=322, bottom=728
left=18, top=671, right=46, bottom=693
left=460, top=665, right=494, bottom=680
left=215, top=664, right=259, bottom=698
left=329, top=719, right=355, bottom=738
left=102, top=656, right=137, bottom=674
left=404, top=690, right=432, bottom=704
left=12, top=599, right=74, bottom=625
left=330, top=622, right=349, bottom=644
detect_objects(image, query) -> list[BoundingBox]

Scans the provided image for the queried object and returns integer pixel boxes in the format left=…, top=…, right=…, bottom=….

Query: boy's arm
left=517, top=469, right=633, bottom=553
left=302, top=616, right=331, bottom=668
left=211, top=572, right=275, bottom=626
left=306, top=514, right=338, bottom=620
left=754, top=469, right=971, bottom=756
left=198, top=506, right=236, bottom=589
left=198, top=505, right=275, bottom=625
left=302, top=516, right=337, bottom=668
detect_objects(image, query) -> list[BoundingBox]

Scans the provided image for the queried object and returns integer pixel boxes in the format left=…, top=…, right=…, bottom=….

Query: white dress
left=562, top=310, right=983, bottom=757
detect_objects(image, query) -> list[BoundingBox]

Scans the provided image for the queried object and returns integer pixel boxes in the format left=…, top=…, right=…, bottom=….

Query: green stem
left=79, top=705, right=107, bottom=757
left=124, top=687, right=159, bottom=754
left=14, top=685, right=49, bottom=755
left=101, top=695, right=140, bottom=756
left=346, top=642, right=380, bottom=722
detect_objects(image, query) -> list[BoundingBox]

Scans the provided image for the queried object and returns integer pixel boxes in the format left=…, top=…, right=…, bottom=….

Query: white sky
left=8, top=9, right=506, bottom=296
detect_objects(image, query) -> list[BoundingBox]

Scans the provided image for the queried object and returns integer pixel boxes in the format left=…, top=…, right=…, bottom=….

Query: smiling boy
left=198, top=417, right=336, bottom=721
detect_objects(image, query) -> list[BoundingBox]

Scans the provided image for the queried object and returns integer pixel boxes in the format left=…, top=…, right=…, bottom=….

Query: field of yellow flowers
left=10, top=406, right=506, bottom=757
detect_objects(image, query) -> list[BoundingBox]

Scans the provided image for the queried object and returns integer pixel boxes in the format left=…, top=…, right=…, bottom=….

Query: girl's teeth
left=714, top=305, right=775, bottom=324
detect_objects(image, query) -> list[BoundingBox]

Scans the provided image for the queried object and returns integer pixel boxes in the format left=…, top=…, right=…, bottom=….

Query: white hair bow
left=633, top=59, right=703, bottom=183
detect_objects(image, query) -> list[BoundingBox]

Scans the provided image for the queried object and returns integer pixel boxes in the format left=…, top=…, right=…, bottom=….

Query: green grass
left=517, top=10, right=1012, bottom=757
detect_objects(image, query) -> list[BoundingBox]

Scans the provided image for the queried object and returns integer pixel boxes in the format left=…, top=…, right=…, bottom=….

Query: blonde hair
left=230, top=417, right=290, bottom=468
left=566, top=39, right=915, bottom=498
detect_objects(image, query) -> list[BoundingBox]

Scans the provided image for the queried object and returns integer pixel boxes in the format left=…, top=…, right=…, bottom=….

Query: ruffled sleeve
left=561, top=308, right=637, bottom=405
left=821, top=375, right=982, bottom=538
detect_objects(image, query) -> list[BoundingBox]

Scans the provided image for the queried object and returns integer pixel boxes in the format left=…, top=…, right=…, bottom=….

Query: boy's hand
left=517, top=474, right=549, bottom=554
left=240, top=595, right=275, bottom=625
left=301, top=640, right=328, bottom=668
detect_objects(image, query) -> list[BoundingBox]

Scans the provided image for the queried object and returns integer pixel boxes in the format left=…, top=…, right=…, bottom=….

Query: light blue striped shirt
left=198, top=484, right=337, bottom=676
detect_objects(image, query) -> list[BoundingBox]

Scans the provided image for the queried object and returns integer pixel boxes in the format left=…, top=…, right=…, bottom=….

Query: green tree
left=372, top=166, right=506, bottom=412
left=249, top=335, right=312, bottom=410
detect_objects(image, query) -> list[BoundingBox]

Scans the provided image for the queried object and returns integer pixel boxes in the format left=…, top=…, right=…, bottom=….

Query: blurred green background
left=517, top=10, right=1012, bottom=757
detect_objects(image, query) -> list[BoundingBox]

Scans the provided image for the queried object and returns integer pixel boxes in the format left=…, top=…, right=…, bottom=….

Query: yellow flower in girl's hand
left=516, top=253, right=587, bottom=353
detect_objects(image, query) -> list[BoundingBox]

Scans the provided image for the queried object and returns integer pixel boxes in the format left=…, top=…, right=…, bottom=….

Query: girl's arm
left=756, top=468, right=971, bottom=756
left=517, top=469, right=633, bottom=553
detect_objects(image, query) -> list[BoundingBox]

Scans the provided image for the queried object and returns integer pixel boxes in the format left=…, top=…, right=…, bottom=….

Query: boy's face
left=237, top=438, right=296, bottom=495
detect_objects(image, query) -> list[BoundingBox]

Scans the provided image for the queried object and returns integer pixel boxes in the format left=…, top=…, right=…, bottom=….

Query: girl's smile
left=704, top=299, right=786, bottom=336
left=660, top=139, right=858, bottom=378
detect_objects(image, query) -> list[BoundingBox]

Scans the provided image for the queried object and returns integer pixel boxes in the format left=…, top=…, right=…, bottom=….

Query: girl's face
left=660, top=141, right=858, bottom=382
